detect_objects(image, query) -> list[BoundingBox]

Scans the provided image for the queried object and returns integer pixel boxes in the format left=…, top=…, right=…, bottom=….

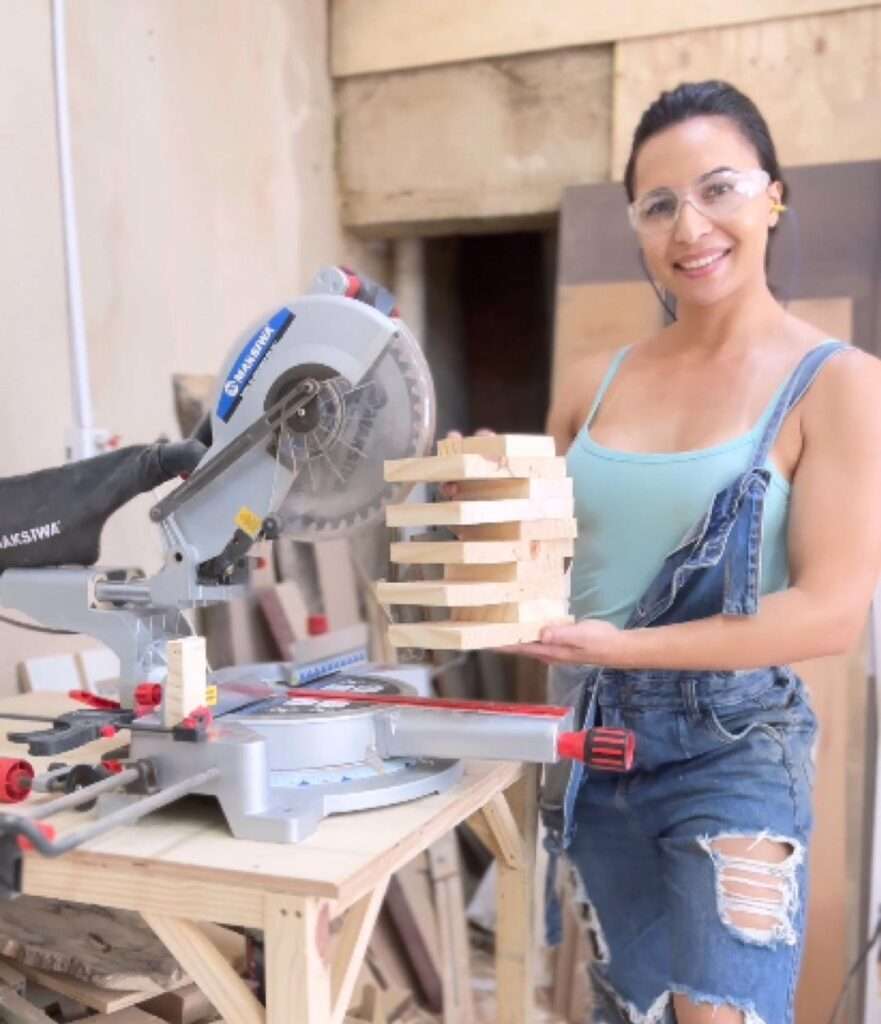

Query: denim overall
left=543, top=341, right=851, bottom=1023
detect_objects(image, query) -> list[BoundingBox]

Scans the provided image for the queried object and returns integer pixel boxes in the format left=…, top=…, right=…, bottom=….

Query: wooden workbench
left=0, top=693, right=538, bottom=1024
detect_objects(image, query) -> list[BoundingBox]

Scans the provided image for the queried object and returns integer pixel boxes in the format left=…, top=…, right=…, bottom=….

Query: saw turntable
left=0, top=267, right=632, bottom=894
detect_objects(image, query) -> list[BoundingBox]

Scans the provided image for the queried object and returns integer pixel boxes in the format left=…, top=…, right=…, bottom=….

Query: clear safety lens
left=628, top=169, right=771, bottom=234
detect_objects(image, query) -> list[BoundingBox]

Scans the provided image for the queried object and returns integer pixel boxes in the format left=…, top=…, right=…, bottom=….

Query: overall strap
left=585, top=346, right=633, bottom=429
left=749, top=340, right=852, bottom=470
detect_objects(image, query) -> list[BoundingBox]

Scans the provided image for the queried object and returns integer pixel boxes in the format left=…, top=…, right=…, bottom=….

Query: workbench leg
left=495, top=765, right=539, bottom=1024
left=264, top=893, right=332, bottom=1024
left=144, top=914, right=264, bottom=1024
left=330, top=879, right=389, bottom=1024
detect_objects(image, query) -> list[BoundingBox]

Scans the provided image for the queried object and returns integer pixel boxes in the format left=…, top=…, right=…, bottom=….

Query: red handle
left=557, top=727, right=635, bottom=772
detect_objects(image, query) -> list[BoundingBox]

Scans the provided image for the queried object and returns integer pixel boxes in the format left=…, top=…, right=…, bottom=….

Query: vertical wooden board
left=792, top=639, right=868, bottom=1023
left=611, top=8, right=881, bottom=179
left=428, top=833, right=475, bottom=1024
left=552, top=282, right=663, bottom=400
left=314, top=540, right=362, bottom=630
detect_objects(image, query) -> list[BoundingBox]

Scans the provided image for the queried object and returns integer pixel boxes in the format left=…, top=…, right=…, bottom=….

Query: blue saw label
left=216, top=308, right=294, bottom=423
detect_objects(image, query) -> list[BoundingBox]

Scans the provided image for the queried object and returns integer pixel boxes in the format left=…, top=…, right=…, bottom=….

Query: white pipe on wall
left=51, top=0, right=96, bottom=461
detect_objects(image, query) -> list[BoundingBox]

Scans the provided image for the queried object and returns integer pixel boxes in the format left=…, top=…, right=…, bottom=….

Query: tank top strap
left=585, top=346, right=634, bottom=429
left=749, top=340, right=853, bottom=471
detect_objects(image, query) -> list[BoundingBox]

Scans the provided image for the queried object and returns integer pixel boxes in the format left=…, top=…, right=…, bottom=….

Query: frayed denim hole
left=698, top=832, right=803, bottom=948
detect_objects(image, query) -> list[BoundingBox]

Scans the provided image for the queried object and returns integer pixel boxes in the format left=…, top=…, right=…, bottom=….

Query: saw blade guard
left=170, top=292, right=434, bottom=559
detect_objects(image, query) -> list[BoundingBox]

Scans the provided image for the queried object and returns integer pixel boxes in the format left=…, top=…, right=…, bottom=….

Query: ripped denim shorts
left=553, top=663, right=817, bottom=1024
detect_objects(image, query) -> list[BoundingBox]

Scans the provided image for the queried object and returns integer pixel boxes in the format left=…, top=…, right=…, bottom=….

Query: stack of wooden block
left=378, top=433, right=575, bottom=649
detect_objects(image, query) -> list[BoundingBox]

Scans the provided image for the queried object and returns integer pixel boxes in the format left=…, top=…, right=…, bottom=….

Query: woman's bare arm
left=520, top=348, right=881, bottom=670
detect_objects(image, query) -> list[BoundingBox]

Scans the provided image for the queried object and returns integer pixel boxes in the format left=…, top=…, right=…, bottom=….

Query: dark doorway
left=424, top=229, right=556, bottom=441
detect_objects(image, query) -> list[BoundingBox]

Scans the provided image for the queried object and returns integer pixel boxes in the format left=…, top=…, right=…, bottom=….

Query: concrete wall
left=0, top=0, right=385, bottom=693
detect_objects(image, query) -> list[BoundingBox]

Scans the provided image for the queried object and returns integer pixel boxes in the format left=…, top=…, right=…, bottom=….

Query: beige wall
left=0, top=0, right=385, bottom=692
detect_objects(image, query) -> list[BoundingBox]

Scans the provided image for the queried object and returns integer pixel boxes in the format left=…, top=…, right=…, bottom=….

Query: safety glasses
left=628, top=168, right=772, bottom=236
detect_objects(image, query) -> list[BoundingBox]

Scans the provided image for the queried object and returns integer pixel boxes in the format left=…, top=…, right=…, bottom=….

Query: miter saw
left=0, top=267, right=632, bottom=894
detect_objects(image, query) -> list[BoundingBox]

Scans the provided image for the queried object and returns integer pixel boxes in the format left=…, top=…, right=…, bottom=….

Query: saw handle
left=557, top=727, right=635, bottom=772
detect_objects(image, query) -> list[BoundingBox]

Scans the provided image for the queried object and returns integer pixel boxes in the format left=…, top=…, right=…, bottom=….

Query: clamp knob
left=557, top=727, right=635, bottom=772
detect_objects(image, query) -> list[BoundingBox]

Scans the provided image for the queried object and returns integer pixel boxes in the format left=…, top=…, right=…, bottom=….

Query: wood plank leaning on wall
left=331, top=0, right=879, bottom=77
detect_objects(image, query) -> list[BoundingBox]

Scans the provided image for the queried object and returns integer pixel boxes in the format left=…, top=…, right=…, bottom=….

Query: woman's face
left=631, top=115, right=783, bottom=309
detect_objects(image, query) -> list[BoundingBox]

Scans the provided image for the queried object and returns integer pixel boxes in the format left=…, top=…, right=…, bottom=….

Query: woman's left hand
left=499, top=619, right=624, bottom=666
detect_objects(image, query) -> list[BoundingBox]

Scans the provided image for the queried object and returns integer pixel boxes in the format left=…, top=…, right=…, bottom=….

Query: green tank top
left=567, top=346, right=792, bottom=626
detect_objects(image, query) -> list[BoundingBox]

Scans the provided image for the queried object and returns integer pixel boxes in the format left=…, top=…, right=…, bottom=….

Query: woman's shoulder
left=546, top=347, right=624, bottom=451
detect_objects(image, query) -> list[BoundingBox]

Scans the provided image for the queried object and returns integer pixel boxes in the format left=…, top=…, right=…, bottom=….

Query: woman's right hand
left=438, top=428, right=495, bottom=499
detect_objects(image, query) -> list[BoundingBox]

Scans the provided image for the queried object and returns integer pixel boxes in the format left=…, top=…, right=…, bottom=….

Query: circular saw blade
left=272, top=325, right=435, bottom=540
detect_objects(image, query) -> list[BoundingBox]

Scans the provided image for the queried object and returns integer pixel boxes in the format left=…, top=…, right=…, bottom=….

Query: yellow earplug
left=771, top=202, right=787, bottom=213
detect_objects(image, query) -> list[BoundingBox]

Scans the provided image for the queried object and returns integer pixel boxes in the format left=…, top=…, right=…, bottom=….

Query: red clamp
left=181, top=706, right=213, bottom=730
left=0, top=758, right=34, bottom=803
left=68, top=690, right=121, bottom=711
left=134, top=683, right=163, bottom=718
left=557, top=727, right=636, bottom=772
left=17, top=822, right=56, bottom=852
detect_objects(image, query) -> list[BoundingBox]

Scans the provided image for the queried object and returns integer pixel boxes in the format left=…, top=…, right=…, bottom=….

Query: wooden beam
left=331, top=0, right=879, bottom=77
left=336, top=47, right=611, bottom=233
left=388, top=617, right=572, bottom=650
left=376, top=578, right=566, bottom=607
left=495, top=767, right=539, bottom=1024
left=384, top=454, right=566, bottom=483
left=263, top=895, right=332, bottom=1024
left=465, top=793, right=524, bottom=871
left=611, top=7, right=881, bottom=178
left=386, top=497, right=573, bottom=528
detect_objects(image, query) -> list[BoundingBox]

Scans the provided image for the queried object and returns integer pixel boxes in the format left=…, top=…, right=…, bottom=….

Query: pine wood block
left=444, top=558, right=565, bottom=583
left=162, top=637, right=207, bottom=728
left=384, top=454, right=565, bottom=483
left=388, top=618, right=573, bottom=650
left=452, top=599, right=569, bottom=623
left=452, top=477, right=572, bottom=501
left=376, top=579, right=567, bottom=607
left=390, top=538, right=574, bottom=565
left=436, top=434, right=556, bottom=458
left=385, top=496, right=573, bottom=528
left=456, top=518, right=577, bottom=541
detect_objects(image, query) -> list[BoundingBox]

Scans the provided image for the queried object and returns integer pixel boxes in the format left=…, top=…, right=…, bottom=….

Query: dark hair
left=623, top=81, right=785, bottom=203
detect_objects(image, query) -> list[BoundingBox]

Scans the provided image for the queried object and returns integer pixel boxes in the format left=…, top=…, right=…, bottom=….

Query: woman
left=513, top=82, right=881, bottom=1023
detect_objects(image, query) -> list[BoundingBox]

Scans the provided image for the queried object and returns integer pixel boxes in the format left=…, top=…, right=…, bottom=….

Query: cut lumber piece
left=452, top=599, right=569, bottom=624
left=390, top=538, right=573, bottom=565
left=138, top=983, right=215, bottom=1024
left=376, top=579, right=566, bottom=607
left=443, top=558, right=565, bottom=583
left=0, top=960, right=165, bottom=1014
left=451, top=477, right=572, bottom=501
left=385, top=496, right=573, bottom=528
left=384, top=454, right=565, bottom=483
left=383, top=876, right=442, bottom=1013
left=456, top=518, right=577, bottom=541
left=388, top=618, right=573, bottom=650
left=437, top=434, right=555, bottom=458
